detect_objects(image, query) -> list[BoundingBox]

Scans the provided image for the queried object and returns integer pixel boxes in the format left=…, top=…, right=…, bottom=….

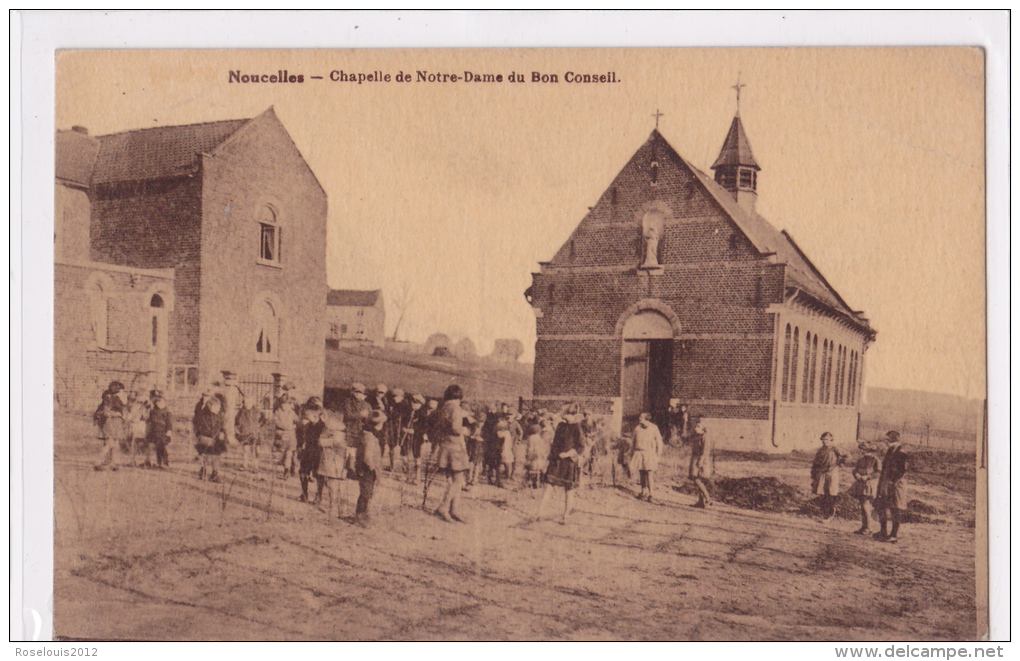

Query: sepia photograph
left=30, top=30, right=999, bottom=643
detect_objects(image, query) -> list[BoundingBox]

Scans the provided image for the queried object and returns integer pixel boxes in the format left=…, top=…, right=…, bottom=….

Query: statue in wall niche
left=641, top=226, right=660, bottom=269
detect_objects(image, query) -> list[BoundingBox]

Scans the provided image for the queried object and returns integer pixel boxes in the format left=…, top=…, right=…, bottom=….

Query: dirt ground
left=54, top=412, right=978, bottom=641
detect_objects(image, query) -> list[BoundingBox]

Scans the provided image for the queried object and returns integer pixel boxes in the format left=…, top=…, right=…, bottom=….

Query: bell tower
left=711, top=78, right=760, bottom=214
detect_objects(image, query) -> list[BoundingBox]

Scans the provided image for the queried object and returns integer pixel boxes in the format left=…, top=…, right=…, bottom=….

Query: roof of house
left=327, top=289, right=382, bottom=307
left=653, top=130, right=871, bottom=333
left=55, top=129, right=99, bottom=187
left=710, top=114, right=760, bottom=170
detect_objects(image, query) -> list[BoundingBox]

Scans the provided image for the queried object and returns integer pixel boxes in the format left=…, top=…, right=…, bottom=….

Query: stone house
left=54, top=108, right=328, bottom=410
left=325, top=289, right=385, bottom=347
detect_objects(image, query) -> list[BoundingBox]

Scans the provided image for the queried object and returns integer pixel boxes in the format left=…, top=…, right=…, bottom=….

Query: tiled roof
left=90, top=118, right=250, bottom=184
left=55, top=129, right=99, bottom=187
left=327, top=289, right=381, bottom=307
left=710, top=114, right=760, bottom=170
left=657, top=131, right=870, bottom=331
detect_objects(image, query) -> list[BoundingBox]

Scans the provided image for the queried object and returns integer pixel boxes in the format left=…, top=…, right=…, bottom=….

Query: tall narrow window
left=150, top=294, right=164, bottom=347
left=809, top=335, right=818, bottom=403
left=789, top=327, right=800, bottom=403
left=820, top=340, right=830, bottom=404
left=826, top=344, right=835, bottom=404
left=255, top=300, right=279, bottom=359
left=801, top=332, right=812, bottom=403
left=257, top=205, right=281, bottom=264
left=781, top=324, right=792, bottom=402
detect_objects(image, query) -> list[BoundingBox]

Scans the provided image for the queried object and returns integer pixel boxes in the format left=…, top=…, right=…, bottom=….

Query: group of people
left=811, top=429, right=911, bottom=543
left=92, top=376, right=908, bottom=538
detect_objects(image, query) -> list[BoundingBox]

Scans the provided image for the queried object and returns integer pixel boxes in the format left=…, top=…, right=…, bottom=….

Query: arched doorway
left=621, top=310, right=674, bottom=433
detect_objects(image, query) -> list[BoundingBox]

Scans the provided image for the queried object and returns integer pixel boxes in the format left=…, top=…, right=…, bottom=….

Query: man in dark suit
left=875, top=430, right=909, bottom=543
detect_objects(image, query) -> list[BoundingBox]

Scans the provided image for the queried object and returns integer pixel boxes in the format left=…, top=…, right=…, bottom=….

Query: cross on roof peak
left=732, top=73, right=747, bottom=115
left=651, top=109, right=664, bottom=130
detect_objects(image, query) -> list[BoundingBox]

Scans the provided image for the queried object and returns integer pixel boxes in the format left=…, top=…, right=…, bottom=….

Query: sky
left=55, top=47, right=986, bottom=399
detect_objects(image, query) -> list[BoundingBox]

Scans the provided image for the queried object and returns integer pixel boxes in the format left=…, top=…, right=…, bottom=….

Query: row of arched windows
left=781, top=323, right=860, bottom=406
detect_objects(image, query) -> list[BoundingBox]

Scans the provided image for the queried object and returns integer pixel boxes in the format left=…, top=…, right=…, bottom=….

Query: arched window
left=809, top=335, right=818, bottom=403
left=820, top=340, right=830, bottom=404
left=150, top=294, right=164, bottom=347
left=255, top=299, right=279, bottom=359
left=848, top=351, right=857, bottom=406
left=789, top=327, right=799, bottom=402
left=88, top=279, right=108, bottom=347
left=826, top=343, right=835, bottom=404
left=781, top=324, right=792, bottom=402
left=257, top=204, right=281, bottom=264
left=801, top=332, right=812, bottom=403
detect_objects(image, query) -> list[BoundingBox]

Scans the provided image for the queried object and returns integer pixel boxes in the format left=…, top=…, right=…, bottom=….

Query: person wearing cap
left=688, top=418, right=714, bottom=508
left=535, top=406, right=586, bottom=523
left=146, top=390, right=174, bottom=469
left=415, top=398, right=441, bottom=485
left=403, top=393, right=427, bottom=482
left=93, top=381, right=128, bottom=471
left=849, top=441, right=883, bottom=535
left=433, top=385, right=471, bottom=522
left=630, top=412, right=664, bottom=503
left=297, top=397, right=326, bottom=503
left=875, top=431, right=909, bottom=543
left=385, top=387, right=411, bottom=472
left=524, top=422, right=549, bottom=488
left=125, top=389, right=152, bottom=467
left=341, top=383, right=371, bottom=476
left=193, top=394, right=226, bottom=482
left=368, top=383, right=389, bottom=414
left=355, top=409, right=386, bottom=527
left=811, top=432, right=848, bottom=521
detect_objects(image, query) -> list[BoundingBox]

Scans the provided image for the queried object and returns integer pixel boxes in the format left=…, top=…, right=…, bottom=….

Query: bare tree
left=390, top=279, right=415, bottom=341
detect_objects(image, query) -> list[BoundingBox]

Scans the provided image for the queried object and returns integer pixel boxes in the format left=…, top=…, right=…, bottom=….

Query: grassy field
left=324, top=344, right=532, bottom=404
left=54, top=411, right=979, bottom=641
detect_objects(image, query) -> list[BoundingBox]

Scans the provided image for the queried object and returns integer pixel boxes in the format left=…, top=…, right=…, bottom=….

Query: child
left=688, top=419, right=714, bottom=508
left=93, top=381, right=128, bottom=471
left=193, top=395, right=226, bottom=482
left=297, top=398, right=325, bottom=503
left=316, top=412, right=348, bottom=518
left=534, top=407, right=585, bottom=524
left=811, top=432, right=848, bottom=521
left=849, top=441, right=882, bottom=535
left=146, top=390, right=173, bottom=469
left=523, top=423, right=548, bottom=489
left=355, top=410, right=386, bottom=527
left=497, top=419, right=514, bottom=488
left=630, top=412, right=663, bottom=502
left=126, top=390, right=151, bottom=467
left=235, top=395, right=263, bottom=474
left=273, top=395, right=299, bottom=479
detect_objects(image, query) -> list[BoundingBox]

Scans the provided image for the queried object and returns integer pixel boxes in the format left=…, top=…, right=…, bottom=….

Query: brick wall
left=534, top=339, right=620, bottom=397
left=200, top=110, right=328, bottom=399
left=91, top=176, right=203, bottom=369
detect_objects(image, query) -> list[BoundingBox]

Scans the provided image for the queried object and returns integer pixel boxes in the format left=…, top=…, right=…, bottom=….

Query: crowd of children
left=91, top=378, right=910, bottom=539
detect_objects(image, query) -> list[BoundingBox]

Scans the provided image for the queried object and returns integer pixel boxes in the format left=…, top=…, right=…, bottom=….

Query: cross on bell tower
left=651, top=109, right=664, bottom=130
left=712, top=76, right=760, bottom=214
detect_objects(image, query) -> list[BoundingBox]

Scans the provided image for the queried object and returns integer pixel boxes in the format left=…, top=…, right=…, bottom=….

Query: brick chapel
left=55, top=108, right=327, bottom=411
left=527, top=109, right=876, bottom=452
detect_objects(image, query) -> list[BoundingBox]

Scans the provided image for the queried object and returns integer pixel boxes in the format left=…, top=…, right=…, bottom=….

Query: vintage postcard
left=47, top=44, right=990, bottom=642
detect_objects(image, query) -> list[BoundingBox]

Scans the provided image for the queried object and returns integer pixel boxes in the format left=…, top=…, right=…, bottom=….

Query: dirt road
left=54, top=414, right=977, bottom=641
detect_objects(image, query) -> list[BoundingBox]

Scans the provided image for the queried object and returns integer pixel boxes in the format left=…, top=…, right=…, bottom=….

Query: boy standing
left=630, top=412, right=663, bottom=502
left=146, top=390, right=173, bottom=469
left=811, top=432, right=848, bottom=521
left=355, top=410, right=386, bottom=527
left=235, top=395, right=263, bottom=474
left=688, top=419, right=714, bottom=508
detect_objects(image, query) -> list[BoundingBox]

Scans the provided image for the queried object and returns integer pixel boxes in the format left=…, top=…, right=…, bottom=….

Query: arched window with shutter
left=781, top=324, right=792, bottom=402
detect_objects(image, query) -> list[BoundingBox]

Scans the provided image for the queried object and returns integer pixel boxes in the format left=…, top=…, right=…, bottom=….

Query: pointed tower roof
left=711, top=114, right=759, bottom=171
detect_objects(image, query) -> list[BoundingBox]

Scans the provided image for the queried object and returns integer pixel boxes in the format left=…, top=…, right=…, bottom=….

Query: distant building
left=55, top=108, right=328, bottom=410
left=326, top=289, right=385, bottom=347
left=527, top=109, right=875, bottom=452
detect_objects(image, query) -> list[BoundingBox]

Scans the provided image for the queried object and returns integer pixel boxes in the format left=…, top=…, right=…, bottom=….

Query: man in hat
left=355, top=409, right=386, bottom=527
left=875, top=431, right=909, bottom=543
left=341, top=383, right=371, bottom=476
left=297, top=396, right=325, bottom=502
